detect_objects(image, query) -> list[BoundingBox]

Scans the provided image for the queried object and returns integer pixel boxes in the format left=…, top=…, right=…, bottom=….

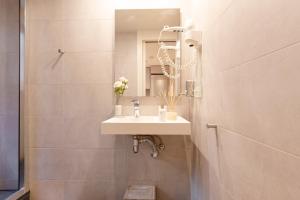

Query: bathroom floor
left=0, top=191, right=16, bottom=199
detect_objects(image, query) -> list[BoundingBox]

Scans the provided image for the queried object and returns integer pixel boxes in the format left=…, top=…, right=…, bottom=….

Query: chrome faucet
left=131, top=98, right=140, bottom=118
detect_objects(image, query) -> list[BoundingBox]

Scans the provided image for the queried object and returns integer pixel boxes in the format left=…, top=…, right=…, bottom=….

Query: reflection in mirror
left=115, top=9, right=181, bottom=96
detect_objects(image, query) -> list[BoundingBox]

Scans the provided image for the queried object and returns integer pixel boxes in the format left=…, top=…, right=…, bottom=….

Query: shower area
left=0, top=0, right=26, bottom=199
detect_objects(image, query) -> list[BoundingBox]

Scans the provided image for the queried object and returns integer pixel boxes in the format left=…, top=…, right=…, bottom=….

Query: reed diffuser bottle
left=161, top=92, right=180, bottom=121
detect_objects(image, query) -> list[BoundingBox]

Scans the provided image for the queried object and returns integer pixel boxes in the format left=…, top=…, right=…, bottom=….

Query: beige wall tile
left=62, top=0, right=114, bottom=20
left=220, top=66, right=265, bottom=141
left=28, top=52, right=64, bottom=85
left=206, top=129, right=221, bottom=181
left=29, top=117, right=65, bottom=148
left=219, top=128, right=265, bottom=200
left=159, top=135, right=186, bottom=149
left=30, top=180, right=64, bottom=200
left=29, top=20, right=63, bottom=54
left=223, top=193, right=235, bottom=200
left=63, top=84, right=112, bottom=118
left=184, top=0, right=300, bottom=199
left=188, top=144, right=209, bottom=200
left=97, top=134, right=126, bottom=149
left=156, top=180, right=191, bottom=200
left=64, top=149, right=113, bottom=180
left=64, top=117, right=126, bottom=149
left=208, top=0, right=300, bottom=70
left=126, top=142, right=190, bottom=195
left=208, top=173, right=223, bottom=200
left=64, top=149, right=126, bottom=181
left=260, top=149, right=300, bottom=200
left=28, top=85, right=63, bottom=116
left=63, top=52, right=112, bottom=84
left=126, top=149, right=155, bottom=181
left=64, top=118, right=100, bottom=149
left=30, top=148, right=67, bottom=180
left=221, top=43, right=300, bottom=155
left=218, top=128, right=300, bottom=200
left=28, top=0, right=63, bottom=20
left=63, top=19, right=113, bottom=52
left=64, top=180, right=116, bottom=200
left=154, top=147, right=190, bottom=183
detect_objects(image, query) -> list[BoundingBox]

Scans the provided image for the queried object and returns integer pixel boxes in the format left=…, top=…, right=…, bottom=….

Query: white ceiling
left=116, top=9, right=180, bottom=32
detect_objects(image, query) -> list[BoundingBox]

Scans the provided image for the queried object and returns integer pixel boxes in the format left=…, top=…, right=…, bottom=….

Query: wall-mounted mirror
left=114, top=9, right=181, bottom=97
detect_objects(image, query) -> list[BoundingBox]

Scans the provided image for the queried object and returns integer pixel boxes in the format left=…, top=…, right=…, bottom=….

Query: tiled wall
left=0, top=0, right=19, bottom=190
left=26, top=0, right=115, bottom=199
left=182, top=0, right=300, bottom=199
left=26, top=0, right=190, bottom=199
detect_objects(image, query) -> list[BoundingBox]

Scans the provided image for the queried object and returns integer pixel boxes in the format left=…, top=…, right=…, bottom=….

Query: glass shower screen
left=0, top=0, right=20, bottom=191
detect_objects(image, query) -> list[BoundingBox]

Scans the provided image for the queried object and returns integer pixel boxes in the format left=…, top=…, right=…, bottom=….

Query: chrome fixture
left=186, top=80, right=195, bottom=97
left=131, top=98, right=140, bottom=118
left=207, top=124, right=219, bottom=146
left=206, top=124, right=217, bottom=129
left=132, top=135, right=165, bottom=158
left=207, top=123, right=218, bottom=135
left=58, top=48, right=65, bottom=54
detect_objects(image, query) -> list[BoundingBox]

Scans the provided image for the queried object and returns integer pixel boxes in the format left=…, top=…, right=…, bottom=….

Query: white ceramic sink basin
left=101, top=115, right=191, bottom=135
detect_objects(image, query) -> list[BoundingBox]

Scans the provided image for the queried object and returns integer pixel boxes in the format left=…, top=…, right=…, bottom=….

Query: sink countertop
left=101, top=115, right=191, bottom=135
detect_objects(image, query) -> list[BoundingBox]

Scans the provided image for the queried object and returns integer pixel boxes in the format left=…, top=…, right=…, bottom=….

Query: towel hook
left=58, top=49, right=65, bottom=54
left=207, top=124, right=217, bottom=129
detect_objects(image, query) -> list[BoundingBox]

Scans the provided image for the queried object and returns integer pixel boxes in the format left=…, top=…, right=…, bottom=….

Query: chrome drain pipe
left=132, top=135, right=165, bottom=158
left=133, top=135, right=139, bottom=153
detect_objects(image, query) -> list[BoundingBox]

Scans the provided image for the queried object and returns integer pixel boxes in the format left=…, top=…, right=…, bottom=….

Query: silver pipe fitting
left=133, top=135, right=139, bottom=153
left=132, top=135, right=165, bottom=158
left=140, top=137, right=159, bottom=158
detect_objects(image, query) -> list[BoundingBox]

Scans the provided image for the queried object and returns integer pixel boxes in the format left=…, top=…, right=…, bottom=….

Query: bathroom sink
left=101, top=115, right=191, bottom=135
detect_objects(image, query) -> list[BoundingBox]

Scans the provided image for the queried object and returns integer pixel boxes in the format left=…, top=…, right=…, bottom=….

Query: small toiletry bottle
left=159, top=105, right=167, bottom=121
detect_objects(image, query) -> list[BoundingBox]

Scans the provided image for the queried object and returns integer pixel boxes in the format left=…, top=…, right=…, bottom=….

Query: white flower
left=119, top=76, right=128, bottom=84
left=113, top=77, right=129, bottom=96
left=113, top=81, right=123, bottom=88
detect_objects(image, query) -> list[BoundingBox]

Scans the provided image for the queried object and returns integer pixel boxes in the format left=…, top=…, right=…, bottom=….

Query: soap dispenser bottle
left=158, top=105, right=167, bottom=121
